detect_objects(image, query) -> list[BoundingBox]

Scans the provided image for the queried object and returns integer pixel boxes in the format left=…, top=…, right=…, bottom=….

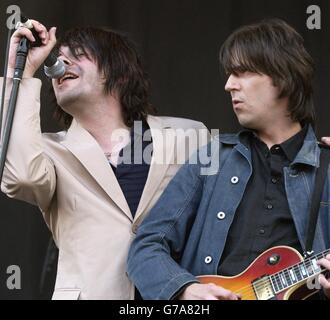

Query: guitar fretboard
left=270, top=249, right=330, bottom=293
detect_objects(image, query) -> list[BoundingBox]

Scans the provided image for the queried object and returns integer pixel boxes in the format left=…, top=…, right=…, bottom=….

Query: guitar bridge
left=252, top=276, right=275, bottom=300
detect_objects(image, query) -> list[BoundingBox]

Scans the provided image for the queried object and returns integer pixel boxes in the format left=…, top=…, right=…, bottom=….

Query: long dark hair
left=53, top=26, right=156, bottom=129
left=220, top=18, right=315, bottom=127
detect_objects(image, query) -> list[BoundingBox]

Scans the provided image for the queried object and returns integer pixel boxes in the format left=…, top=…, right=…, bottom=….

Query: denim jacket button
left=217, top=212, right=226, bottom=220
left=204, top=256, right=212, bottom=264
left=231, top=176, right=239, bottom=184
left=290, top=169, right=299, bottom=177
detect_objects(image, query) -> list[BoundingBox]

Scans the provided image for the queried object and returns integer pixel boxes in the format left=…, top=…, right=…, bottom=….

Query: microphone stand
left=0, top=28, right=13, bottom=149
left=0, top=37, right=30, bottom=182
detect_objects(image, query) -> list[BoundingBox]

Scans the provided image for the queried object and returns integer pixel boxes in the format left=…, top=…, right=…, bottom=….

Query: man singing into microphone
left=0, top=20, right=208, bottom=299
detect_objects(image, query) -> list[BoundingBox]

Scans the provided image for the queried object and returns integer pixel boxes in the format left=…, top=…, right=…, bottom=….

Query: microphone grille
left=44, top=59, right=66, bottom=79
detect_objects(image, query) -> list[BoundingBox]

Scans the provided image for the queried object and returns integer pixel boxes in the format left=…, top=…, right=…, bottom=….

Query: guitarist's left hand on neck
left=317, top=254, right=330, bottom=299
left=321, top=137, right=330, bottom=146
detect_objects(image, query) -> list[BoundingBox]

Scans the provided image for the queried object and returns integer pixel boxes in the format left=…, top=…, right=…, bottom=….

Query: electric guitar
left=196, top=246, right=329, bottom=300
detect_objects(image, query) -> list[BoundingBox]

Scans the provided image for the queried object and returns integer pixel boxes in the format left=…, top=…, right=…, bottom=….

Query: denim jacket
left=127, top=125, right=330, bottom=299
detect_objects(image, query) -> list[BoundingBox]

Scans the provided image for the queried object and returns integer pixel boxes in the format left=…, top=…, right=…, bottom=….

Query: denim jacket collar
left=291, top=125, right=320, bottom=168
left=217, top=125, right=320, bottom=168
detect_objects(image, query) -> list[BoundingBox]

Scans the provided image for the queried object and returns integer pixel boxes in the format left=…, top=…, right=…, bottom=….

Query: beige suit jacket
left=0, top=78, right=208, bottom=299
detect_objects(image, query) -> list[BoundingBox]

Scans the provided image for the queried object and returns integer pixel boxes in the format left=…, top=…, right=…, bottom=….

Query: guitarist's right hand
left=178, top=283, right=241, bottom=300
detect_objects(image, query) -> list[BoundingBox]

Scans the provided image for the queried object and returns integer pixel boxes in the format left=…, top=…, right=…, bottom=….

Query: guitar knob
left=268, top=254, right=280, bottom=265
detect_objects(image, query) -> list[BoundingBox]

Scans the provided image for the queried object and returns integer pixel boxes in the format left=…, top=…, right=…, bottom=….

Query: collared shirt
left=218, top=126, right=308, bottom=276
left=110, top=121, right=153, bottom=218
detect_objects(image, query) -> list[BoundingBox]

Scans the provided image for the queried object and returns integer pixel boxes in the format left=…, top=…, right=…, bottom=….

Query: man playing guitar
left=127, top=19, right=330, bottom=300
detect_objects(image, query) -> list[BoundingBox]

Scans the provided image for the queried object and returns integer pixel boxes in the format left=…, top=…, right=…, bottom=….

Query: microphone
left=18, top=15, right=66, bottom=79
left=44, top=53, right=66, bottom=79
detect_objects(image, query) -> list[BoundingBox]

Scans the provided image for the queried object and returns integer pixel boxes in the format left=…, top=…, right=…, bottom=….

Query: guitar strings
left=219, top=265, right=326, bottom=299
left=226, top=265, right=326, bottom=299
left=251, top=253, right=328, bottom=297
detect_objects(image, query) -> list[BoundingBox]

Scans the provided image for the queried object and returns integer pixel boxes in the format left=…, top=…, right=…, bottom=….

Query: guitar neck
left=269, top=248, right=330, bottom=294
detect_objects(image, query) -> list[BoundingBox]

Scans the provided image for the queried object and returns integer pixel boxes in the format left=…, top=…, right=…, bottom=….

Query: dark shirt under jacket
left=110, top=122, right=152, bottom=300
left=110, top=122, right=153, bottom=218
left=218, top=126, right=308, bottom=277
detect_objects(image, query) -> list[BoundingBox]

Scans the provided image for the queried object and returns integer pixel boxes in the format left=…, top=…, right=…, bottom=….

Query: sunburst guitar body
left=197, top=246, right=329, bottom=300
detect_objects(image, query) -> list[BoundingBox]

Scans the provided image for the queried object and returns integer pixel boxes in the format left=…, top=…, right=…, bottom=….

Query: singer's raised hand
left=7, top=19, right=57, bottom=78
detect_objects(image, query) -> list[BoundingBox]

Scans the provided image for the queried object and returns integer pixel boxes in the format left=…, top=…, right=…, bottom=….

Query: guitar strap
left=304, top=144, right=330, bottom=258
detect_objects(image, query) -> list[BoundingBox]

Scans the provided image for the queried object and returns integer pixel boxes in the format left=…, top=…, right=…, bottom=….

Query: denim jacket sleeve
left=127, top=153, right=205, bottom=300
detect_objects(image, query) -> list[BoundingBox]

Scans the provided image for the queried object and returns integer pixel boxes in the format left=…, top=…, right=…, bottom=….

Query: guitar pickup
left=252, top=276, right=276, bottom=300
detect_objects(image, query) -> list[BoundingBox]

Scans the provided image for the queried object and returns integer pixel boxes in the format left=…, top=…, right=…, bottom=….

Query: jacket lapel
left=61, top=120, right=132, bottom=220
left=134, top=116, right=175, bottom=220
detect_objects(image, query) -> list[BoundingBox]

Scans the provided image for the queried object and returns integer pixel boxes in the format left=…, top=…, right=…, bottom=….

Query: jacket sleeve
left=127, top=154, right=205, bottom=300
left=0, top=77, right=56, bottom=212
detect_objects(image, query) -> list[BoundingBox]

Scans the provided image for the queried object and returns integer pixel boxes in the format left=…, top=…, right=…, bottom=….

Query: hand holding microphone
left=7, top=18, right=62, bottom=79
